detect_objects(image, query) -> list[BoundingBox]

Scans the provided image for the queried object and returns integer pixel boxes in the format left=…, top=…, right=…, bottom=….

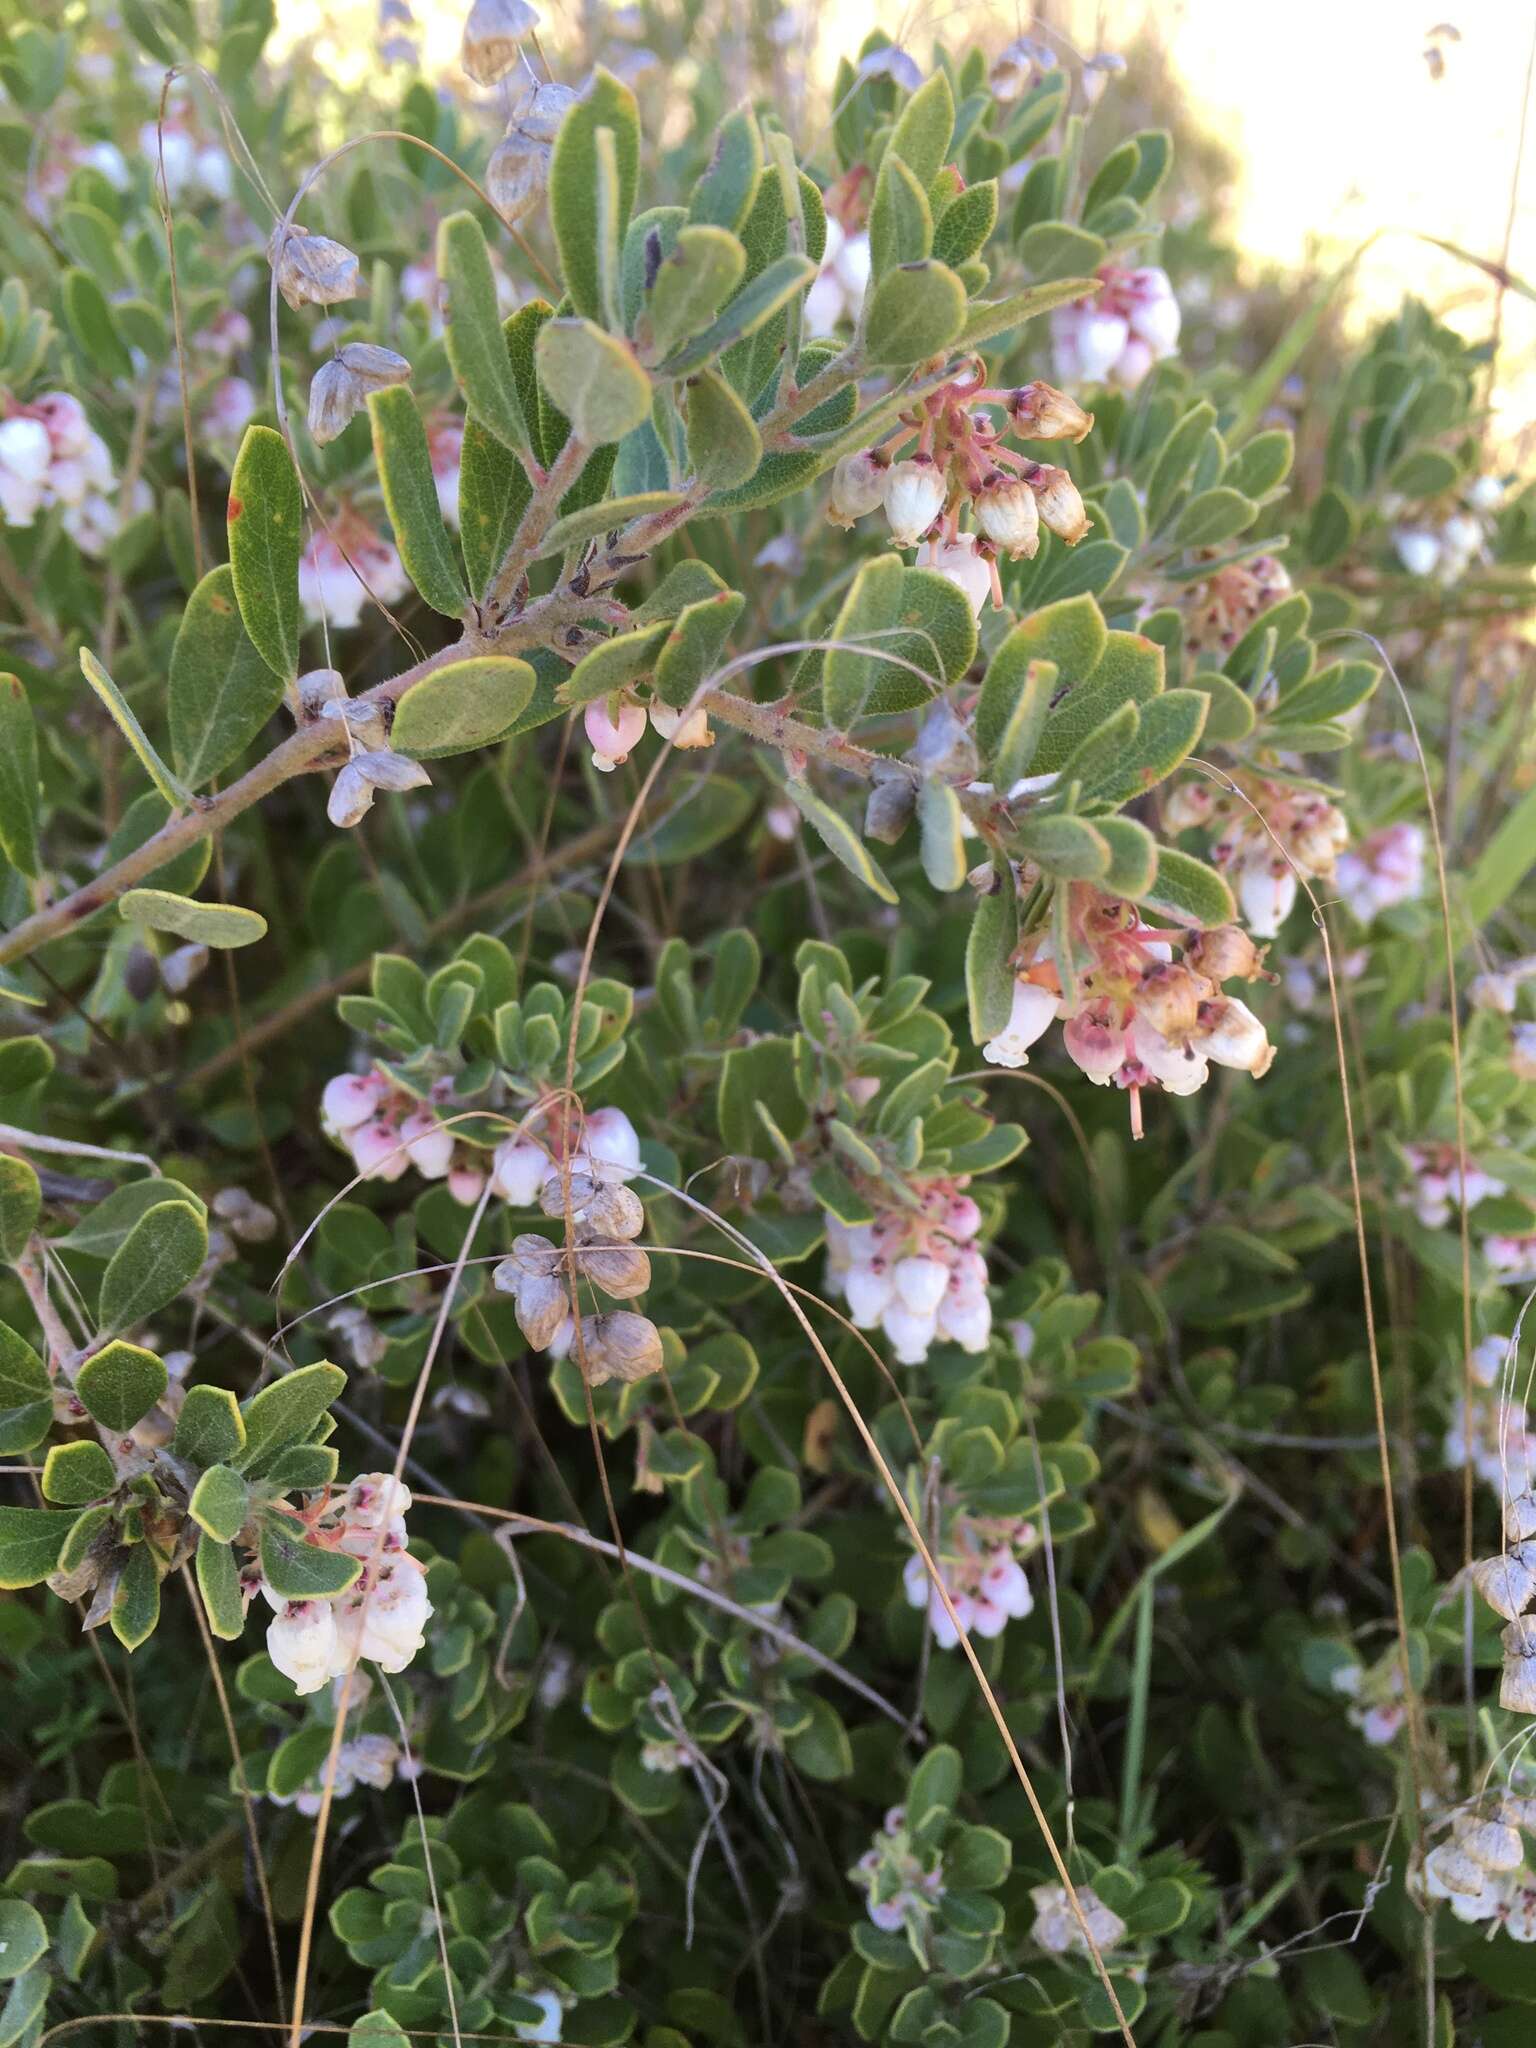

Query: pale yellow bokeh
left=273, top=0, right=1535, bottom=436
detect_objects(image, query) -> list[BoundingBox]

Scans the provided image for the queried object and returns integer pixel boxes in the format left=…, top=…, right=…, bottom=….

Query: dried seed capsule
left=461, top=0, right=540, bottom=85
left=515, top=1272, right=572, bottom=1350
left=268, top=223, right=362, bottom=311
left=1472, top=1545, right=1536, bottom=1621
left=574, top=1237, right=651, bottom=1299
left=1007, top=380, right=1094, bottom=443
left=577, top=1310, right=664, bottom=1385
left=486, top=130, right=550, bottom=223
left=299, top=667, right=346, bottom=718
left=1501, top=1618, right=1536, bottom=1713
left=909, top=698, right=978, bottom=782
left=584, top=1182, right=645, bottom=1241
left=1024, top=462, right=1091, bottom=544
left=1184, top=925, right=1267, bottom=984
left=539, top=1169, right=599, bottom=1219
left=509, top=1232, right=564, bottom=1278
left=510, top=75, right=578, bottom=145
left=308, top=358, right=362, bottom=446
left=336, top=342, right=412, bottom=393
left=1506, top=1493, right=1536, bottom=1544
left=1456, top=1815, right=1525, bottom=1872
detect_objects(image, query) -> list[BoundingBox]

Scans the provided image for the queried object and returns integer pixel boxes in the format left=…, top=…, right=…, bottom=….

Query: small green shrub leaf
left=98, top=1200, right=207, bottom=1334
left=227, top=425, right=303, bottom=683
left=168, top=566, right=286, bottom=787
left=75, top=1339, right=169, bottom=1429
left=391, top=657, right=536, bottom=758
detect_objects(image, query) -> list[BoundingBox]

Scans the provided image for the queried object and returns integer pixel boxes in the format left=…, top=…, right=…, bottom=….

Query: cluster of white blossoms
left=1393, top=475, right=1505, bottom=584
left=979, top=892, right=1275, bottom=1140
left=851, top=1805, right=946, bottom=1937
left=1029, top=1882, right=1128, bottom=1956
left=1165, top=777, right=1351, bottom=939
left=1444, top=1335, right=1533, bottom=1498
left=823, top=1175, right=991, bottom=1365
left=1486, top=1231, right=1536, bottom=1286
left=825, top=371, right=1095, bottom=619
left=1051, top=262, right=1181, bottom=393
left=901, top=1507, right=1036, bottom=1649
left=298, top=511, right=410, bottom=630
left=1335, top=822, right=1425, bottom=924
left=1175, top=551, right=1293, bottom=663
left=322, top=1068, right=485, bottom=1201
left=1417, top=1794, right=1536, bottom=1936
left=1399, top=1143, right=1506, bottom=1231
left=259, top=1476, right=432, bottom=1696
left=266, top=1729, right=414, bottom=1815
left=0, top=392, right=147, bottom=556
left=1328, top=1648, right=1408, bottom=1746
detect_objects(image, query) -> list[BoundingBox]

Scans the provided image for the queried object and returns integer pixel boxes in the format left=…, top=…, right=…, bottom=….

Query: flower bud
left=1184, top=924, right=1266, bottom=984
left=864, top=769, right=917, bottom=844
left=648, top=700, right=713, bottom=748
left=883, top=455, right=946, bottom=546
left=575, top=1236, right=652, bottom=1298
left=1134, top=962, right=1203, bottom=1039
left=1194, top=995, right=1275, bottom=1077
left=336, top=342, right=412, bottom=393
left=461, top=0, right=540, bottom=85
left=972, top=474, right=1040, bottom=559
left=585, top=696, right=646, bottom=771
left=1025, top=463, right=1091, bottom=544
left=1008, top=381, right=1094, bottom=443
left=268, top=224, right=363, bottom=311
left=827, top=450, right=887, bottom=527
left=493, top=1137, right=550, bottom=1205
left=577, top=1310, right=664, bottom=1386
left=486, top=131, right=550, bottom=223
left=307, top=358, right=362, bottom=446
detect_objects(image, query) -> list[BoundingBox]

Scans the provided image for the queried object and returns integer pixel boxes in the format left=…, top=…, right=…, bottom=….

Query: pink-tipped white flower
left=648, top=700, right=713, bottom=748
left=344, top=1474, right=412, bottom=1529
left=1063, top=1000, right=1128, bottom=1084
left=883, top=456, right=946, bottom=547
left=298, top=523, right=410, bottom=630
left=267, top=1599, right=341, bottom=1695
left=827, top=450, right=888, bottom=527
left=576, top=1106, right=643, bottom=1181
left=322, top=1071, right=386, bottom=1133
left=882, top=1301, right=940, bottom=1366
left=1194, top=996, right=1275, bottom=1077
left=972, top=475, right=1040, bottom=559
left=845, top=1261, right=894, bottom=1326
left=1238, top=856, right=1298, bottom=938
left=892, top=1255, right=950, bottom=1318
left=585, top=697, right=646, bottom=772
left=400, top=1108, right=454, bottom=1178
left=1130, top=1015, right=1209, bottom=1097
left=982, top=978, right=1060, bottom=1068
left=493, top=1137, right=551, bottom=1206
left=348, top=1120, right=410, bottom=1181
left=333, top=1555, right=432, bottom=1673
left=1052, top=264, right=1180, bottom=391
left=914, top=533, right=992, bottom=616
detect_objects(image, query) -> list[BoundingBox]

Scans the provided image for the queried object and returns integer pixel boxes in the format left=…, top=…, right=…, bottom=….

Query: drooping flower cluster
left=851, top=1805, right=945, bottom=1941
left=1392, top=475, right=1505, bottom=584
left=979, top=890, right=1276, bottom=1138
left=1165, top=776, right=1351, bottom=938
left=823, top=1176, right=991, bottom=1365
left=1176, top=551, right=1292, bottom=661
left=1335, top=823, right=1425, bottom=923
left=1029, top=1882, right=1129, bottom=1956
left=322, top=1068, right=487, bottom=1201
left=0, top=392, right=145, bottom=555
left=1444, top=1335, right=1533, bottom=1499
left=583, top=694, right=713, bottom=773
left=1398, top=1143, right=1506, bottom=1230
left=260, top=1476, right=432, bottom=1696
left=900, top=1505, right=1035, bottom=1649
left=1417, top=1793, right=1536, bottom=1935
left=1486, top=1232, right=1536, bottom=1286
left=1051, top=263, right=1181, bottom=392
left=265, top=1729, right=413, bottom=1815
left=298, top=510, right=410, bottom=629
left=1328, top=1648, right=1408, bottom=1746
left=825, top=371, right=1095, bottom=617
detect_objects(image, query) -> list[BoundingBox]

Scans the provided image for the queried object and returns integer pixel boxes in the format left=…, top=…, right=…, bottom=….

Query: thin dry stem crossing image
left=0, top=3, right=1534, bottom=2046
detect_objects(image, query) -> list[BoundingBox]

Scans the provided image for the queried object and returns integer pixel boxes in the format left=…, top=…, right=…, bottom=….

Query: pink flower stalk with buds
left=850, top=1806, right=946, bottom=1940
left=1177, top=553, right=1292, bottom=660
left=1167, top=776, right=1351, bottom=940
left=1399, top=1142, right=1506, bottom=1230
left=259, top=1475, right=431, bottom=1694
left=823, top=1176, right=992, bottom=1365
left=901, top=1507, right=1036, bottom=1649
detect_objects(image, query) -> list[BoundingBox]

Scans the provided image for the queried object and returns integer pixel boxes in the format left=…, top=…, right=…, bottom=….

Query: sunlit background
left=266, top=0, right=1535, bottom=443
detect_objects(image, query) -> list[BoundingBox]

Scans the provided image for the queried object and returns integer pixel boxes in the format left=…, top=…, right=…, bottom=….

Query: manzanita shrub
left=1, top=5, right=1535, bottom=2045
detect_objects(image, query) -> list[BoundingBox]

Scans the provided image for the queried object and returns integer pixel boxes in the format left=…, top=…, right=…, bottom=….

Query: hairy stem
left=483, top=432, right=592, bottom=616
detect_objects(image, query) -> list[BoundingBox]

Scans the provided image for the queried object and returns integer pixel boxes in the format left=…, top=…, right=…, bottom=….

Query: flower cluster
left=1444, top=1335, right=1532, bottom=1499
left=1328, top=1649, right=1408, bottom=1746
left=980, top=892, right=1275, bottom=1138
left=298, top=510, right=410, bottom=629
left=266, top=1729, right=413, bottom=1815
left=0, top=392, right=144, bottom=555
left=1399, top=1143, right=1506, bottom=1231
left=1335, top=822, right=1425, bottom=923
left=825, top=371, right=1095, bottom=618
left=823, top=1175, right=991, bottom=1365
left=1165, top=777, right=1351, bottom=938
left=1029, top=1882, right=1128, bottom=1956
left=322, top=1068, right=487, bottom=1201
left=1176, top=551, right=1292, bottom=662
left=851, top=1805, right=945, bottom=1939
left=1051, top=263, right=1181, bottom=392
left=1418, top=1794, right=1536, bottom=1935
left=260, top=1476, right=432, bottom=1696
left=900, top=1505, right=1035, bottom=1649
left=1487, top=1232, right=1536, bottom=1285
left=1393, top=476, right=1505, bottom=584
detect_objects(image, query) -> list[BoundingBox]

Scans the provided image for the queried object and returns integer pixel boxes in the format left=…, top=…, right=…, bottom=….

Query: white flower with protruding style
left=266, top=1597, right=342, bottom=1695
left=982, top=978, right=1060, bottom=1069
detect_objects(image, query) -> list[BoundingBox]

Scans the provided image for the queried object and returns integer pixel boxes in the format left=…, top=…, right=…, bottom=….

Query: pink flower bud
left=400, top=1108, right=454, bottom=1178
left=584, top=697, right=646, bottom=770
left=883, top=455, right=946, bottom=546
left=322, top=1071, right=386, bottom=1132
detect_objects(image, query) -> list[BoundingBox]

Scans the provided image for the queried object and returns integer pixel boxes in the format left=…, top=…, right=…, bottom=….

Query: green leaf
left=368, top=387, right=467, bottom=617
left=631, top=778, right=755, bottom=863
left=907, top=1744, right=961, bottom=1830
left=196, top=1533, right=245, bottom=1640
left=459, top=305, right=546, bottom=594
left=560, top=622, right=670, bottom=707
left=237, top=1361, right=346, bottom=1475
left=168, top=566, right=285, bottom=788
left=1173, top=486, right=1258, bottom=549
left=786, top=780, right=899, bottom=903
left=864, top=260, right=966, bottom=366
left=1096, top=816, right=1158, bottom=896
left=1138, top=846, right=1235, bottom=927
left=537, top=491, right=682, bottom=565
left=965, top=882, right=1019, bottom=1042
left=0, top=675, right=41, bottom=876
left=0, top=1506, right=69, bottom=1589
left=888, top=69, right=954, bottom=185
left=918, top=780, right=967, bottom=891
left=349, top=2013, right=409, bottom=2048
left=687, top=104, right=762, bottom=234
left=75, top=1339, right=169, bottom=1430
left=390, top=657, right=536, bottom=759
left=41, top=1441, right=116, bottom=1505
left=550, top=66, right=641, bottom=323
left=0, top=1902, right=47, bottom=1983
left=536, top=317, right=653, bottom=445
left=1022, top=221, right=1107, bottom=282
left=173, top=1383, right=246, bottom=1467
left=189, top=1463, right=249, bottom=1542
left=60, top=266, right=131, bottom=377
left=259, top=1513, right=362, bottom=1601
left=98, top=1199, right=207, bottom=1334
left=956, top=275, right=1100, bottom=348
left=640, top=223, right=747, bottom=362
left=657, top=254, right=816, bottom=376
left=1466, top=783, right=1536, bottom=925
left=1306, top=483, right=1360, bottom=566
left=933, top=180, right=997, bottom=267
left=1094, top=689, right=1209, bottom=804
left=119, top=889, right=267, bottom=948
left=110, top=1541, right=160, bottom=1651
left=1146, top=401, right=1217, bottom=530
left=1189, top=669, right=1257, bottom=743
left=977, top=649, right=1056, bottom=786
left=1225, top=428, right=1293, bottom=500
left=684, top=370, right=762, bottom=490
left=1271, top=659, right=1378, bottom=728
left=57, top=1177, right=206, bottom=1260
left=868, top=154, right=932, bottom=277
left=824, top=554, right=905, bottom=731
left=0, top=1321, right=50, bottom=1456
left=227, top=425, right=303, bottom=683
left=1017, top=813, right=1111, bottom=881
left=945, top=1824, right=1012, bottom=1891
left=0, top=1156, right=39, bottom=1265
left=437, top=213, right=530, bottom=454
left=78, top=649, right=191, bottom=812
left=652, top=590, right=746, bottom=708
